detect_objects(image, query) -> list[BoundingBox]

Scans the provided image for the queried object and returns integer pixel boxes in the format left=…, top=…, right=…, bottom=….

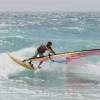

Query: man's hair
left=47, top=41, right=52, bottom=46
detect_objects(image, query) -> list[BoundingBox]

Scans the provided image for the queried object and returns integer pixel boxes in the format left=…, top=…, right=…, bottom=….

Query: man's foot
left=38, top=66, right=41, bottom=69
left=22, top=60, right=27, bottom=62
left=29, top=61, right=34, bottom=69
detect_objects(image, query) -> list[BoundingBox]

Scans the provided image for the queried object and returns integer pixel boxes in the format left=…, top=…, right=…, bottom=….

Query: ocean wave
left=0, top=47, right=37, bottom=79
left=0, top=22, right=10, bottom=28
left=65, top=61, right=100, bottom=81
left=65, top=27, right=84, bottom=31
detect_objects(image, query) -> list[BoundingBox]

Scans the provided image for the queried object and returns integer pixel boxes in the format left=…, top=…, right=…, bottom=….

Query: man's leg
left=38, top=61, right=43, bottom=68
left=33, top=50, right=38, bottom=58
left=27, top=50, right=39, bottom=68
left=37, top=53, right=44, bottom=68
left=23, top=50, right=38, bottom=62
left=28, top=60, right=34, bottom=69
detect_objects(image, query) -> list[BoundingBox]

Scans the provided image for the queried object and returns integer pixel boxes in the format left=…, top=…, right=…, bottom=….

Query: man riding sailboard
left=23, top=41, right=56, bottom=69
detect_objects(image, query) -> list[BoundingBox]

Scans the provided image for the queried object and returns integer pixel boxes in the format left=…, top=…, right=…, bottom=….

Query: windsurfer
left=23, top=41, right=55, bottom=68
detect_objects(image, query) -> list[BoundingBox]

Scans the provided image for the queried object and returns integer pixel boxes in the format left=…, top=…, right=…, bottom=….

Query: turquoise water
left=1, top=12, right=100, bottom=100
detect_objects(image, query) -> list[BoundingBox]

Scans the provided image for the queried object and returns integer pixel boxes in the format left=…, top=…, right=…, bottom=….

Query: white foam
left=65, top=61, right=100, bottom=81
left=0, top=46, right=36, bottom=79
left=0, top=53, right=20, bottom=79
left=0, top=22, right=9, bottom=28
left=67, top=27, right=84, bottom=31
left=0, top=46, right=100, bottom=81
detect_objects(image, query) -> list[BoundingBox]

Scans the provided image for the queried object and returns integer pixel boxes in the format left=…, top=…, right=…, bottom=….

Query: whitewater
left=0, top=12, right=100, bottom=100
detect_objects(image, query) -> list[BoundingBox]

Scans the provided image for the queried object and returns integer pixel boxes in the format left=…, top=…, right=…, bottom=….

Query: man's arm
left=49, top=47, right=56, bottom=55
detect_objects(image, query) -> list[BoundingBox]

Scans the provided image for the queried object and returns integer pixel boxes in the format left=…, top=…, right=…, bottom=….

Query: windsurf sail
left=31, top=49, right=100, bottom=63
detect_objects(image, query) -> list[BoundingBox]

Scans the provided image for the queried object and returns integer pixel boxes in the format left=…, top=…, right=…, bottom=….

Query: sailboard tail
left=8, top=54, right=38, bottom=71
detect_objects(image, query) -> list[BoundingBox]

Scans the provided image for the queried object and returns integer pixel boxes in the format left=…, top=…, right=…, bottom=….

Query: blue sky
left=0, top=0, right=100, bottom=12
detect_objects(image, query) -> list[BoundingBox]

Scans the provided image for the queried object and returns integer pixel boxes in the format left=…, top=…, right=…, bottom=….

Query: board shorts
left=34, top=50, right=44, bottom=57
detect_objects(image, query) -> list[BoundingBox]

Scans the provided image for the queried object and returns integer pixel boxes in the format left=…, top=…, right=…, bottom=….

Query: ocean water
left=0, top=12, right=100, bottom=100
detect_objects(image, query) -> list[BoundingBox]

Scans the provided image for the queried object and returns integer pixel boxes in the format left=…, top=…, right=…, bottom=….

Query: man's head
left=46, top=41, right=52, bottom=47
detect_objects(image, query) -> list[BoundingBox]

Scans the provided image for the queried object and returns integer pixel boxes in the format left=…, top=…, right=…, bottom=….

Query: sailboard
left=8, top=54, right=39, bottom=71
left=30, top=49, right=100, bottom=63
left=8, top=49, right=100, bottom=70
